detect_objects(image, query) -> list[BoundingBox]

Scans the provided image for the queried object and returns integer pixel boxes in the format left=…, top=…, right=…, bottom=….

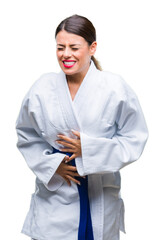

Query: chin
left=63, top=70, right=77, bottom=76
left=61, top=66, right=79, bottom=75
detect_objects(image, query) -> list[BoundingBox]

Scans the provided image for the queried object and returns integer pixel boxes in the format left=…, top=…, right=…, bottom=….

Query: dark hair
left=55, top=15, right=102, bottom=70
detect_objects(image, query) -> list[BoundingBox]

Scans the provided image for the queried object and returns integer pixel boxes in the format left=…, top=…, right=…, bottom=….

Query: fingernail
left=77, top=182, right=81, bottom=186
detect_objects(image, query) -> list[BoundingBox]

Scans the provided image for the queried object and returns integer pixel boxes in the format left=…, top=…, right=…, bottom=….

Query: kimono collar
left=56, top=60, right=99, bottom=131
left=59, top=60, right=97, bottom=83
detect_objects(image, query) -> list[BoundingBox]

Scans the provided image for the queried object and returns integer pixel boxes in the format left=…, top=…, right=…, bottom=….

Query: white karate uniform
left=16, top=61, right=148, bottom=240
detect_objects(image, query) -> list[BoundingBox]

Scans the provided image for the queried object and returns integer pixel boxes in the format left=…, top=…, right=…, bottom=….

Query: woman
left=16, top=15, right=148, bottom=240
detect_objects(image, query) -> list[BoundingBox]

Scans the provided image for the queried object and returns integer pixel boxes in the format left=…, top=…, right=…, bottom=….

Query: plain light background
left=0, top=0, right=163, bottom=239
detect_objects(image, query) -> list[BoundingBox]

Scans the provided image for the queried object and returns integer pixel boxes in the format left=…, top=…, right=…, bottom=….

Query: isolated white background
left=0, top=0, right=163, bottom=239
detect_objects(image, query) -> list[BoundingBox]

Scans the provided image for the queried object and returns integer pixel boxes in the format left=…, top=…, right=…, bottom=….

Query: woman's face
left=56, top=30, right=97, bottom=78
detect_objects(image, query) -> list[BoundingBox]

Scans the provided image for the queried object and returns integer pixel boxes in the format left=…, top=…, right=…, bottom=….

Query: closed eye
left=57, top=48, right=64, bottom=51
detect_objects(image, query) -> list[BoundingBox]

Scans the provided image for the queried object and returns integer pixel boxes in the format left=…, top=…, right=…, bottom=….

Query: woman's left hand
left=56, top=130, right=82, bottom=162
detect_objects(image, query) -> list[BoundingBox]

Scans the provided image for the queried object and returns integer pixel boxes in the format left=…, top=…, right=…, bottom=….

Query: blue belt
left=52, top=147, right=94, bottom=240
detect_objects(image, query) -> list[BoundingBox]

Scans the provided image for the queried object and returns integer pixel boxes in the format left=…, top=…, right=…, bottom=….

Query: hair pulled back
left=55, top=15, right=102, bottom=70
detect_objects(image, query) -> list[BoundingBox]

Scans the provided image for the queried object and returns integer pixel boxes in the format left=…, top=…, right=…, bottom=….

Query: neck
left=66, top=73, right=84, bottom=85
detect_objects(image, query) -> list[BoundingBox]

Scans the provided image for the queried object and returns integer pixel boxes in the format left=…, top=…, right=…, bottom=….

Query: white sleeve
left=75, top=87, right=148, bottom=176
left=16, top=94, right=66, bottom=191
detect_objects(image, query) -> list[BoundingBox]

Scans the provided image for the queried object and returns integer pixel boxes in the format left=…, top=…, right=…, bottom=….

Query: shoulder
left=25, top=71, right=59, bottom=98
left=99, top=70, right=125, bottom=88
left=30, top=72, right=58, bottom=94
left=99, top=70, right=137, bottom=100
left=21, top=72, right=59, bottom=107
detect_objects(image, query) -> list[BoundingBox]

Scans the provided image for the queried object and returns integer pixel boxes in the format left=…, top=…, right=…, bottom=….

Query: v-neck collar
left=56, top=61, right=98, bottom=131
left=61, top=61, right=97, bottom=103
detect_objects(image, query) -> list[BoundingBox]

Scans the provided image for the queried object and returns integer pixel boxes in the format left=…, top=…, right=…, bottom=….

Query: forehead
left=56, top=30, right=87, bottom=45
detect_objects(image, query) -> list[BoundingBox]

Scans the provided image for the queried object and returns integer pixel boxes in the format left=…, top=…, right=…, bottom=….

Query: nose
left=63, top=47, right=72, bottom=58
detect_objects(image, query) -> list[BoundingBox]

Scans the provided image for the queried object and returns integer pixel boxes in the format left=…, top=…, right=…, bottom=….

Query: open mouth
left=62, top=60, right=76, bottom=68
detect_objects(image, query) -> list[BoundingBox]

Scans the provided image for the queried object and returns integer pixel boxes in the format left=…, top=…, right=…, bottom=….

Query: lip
left=63, top=60, right=76, bottom=62
left=62, top=60, right=76, bottom=69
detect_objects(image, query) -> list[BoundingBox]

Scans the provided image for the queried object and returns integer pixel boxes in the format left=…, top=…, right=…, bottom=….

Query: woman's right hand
left=56, top=156, right=81, bottom=186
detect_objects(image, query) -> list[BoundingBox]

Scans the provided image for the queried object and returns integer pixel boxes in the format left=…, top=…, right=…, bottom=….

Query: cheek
left=76, top=52, right=88, bottom=62
left=79, top=49, right=91, bottom=60
left=56, top=51, right=62, bottom=60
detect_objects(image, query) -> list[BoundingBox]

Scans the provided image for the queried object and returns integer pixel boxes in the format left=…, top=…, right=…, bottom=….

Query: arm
left=75, top=91, right=148, bottom=176
left=16, top=94, right=67, bottom=191
left=56, top=93, right=148, bottom=176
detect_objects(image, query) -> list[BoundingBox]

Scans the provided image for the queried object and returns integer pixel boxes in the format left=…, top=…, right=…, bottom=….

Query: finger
left=64, top=165, right=77, bottom=171
left=59, top=148, right=75, bottom=153
left=65, top=169, right=81, bottom=177
left=57, top=135, right=75, bottom=144
left=72, top=172, right=82, bottom=177
left=66, top=175, right=81, bottom=186
left=67, top=153, right=76, bottom=162
left=61, top=163, right=77, bottom=171
left=56, top=140, right=75, bottom=149
left=73, top=173, right=85, bottom=178
left=71, top=130, right=80, bottom=139
left=63, top=176, right=71, bottom=186
left=63, top=155, right=69, bottom=161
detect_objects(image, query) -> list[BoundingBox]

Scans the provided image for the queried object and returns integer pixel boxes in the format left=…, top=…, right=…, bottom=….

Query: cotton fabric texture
left=16, top=61, right=148, bottom=240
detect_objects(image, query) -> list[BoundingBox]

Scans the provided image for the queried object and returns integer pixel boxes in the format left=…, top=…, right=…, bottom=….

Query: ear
left=89, top=41, right=97, bottom=56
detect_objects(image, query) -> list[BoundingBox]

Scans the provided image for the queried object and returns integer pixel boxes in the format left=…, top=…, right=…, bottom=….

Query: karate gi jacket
left=16, top=61, right=148, bottom=240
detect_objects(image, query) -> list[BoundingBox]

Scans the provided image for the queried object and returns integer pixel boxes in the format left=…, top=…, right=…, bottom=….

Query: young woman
left=16, top=15, right=148, bottom=240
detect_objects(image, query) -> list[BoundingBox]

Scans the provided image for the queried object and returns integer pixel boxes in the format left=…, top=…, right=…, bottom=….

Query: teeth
left=64, top=61, right=75, bottom=66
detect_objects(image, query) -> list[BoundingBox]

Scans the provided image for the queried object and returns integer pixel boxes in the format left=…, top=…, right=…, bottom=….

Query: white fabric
left=16, top=61, right=148, bottom=240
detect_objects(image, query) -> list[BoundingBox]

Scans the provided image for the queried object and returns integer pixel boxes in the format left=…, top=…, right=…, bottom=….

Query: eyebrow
left=57, top=44, right=81, bottom=47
